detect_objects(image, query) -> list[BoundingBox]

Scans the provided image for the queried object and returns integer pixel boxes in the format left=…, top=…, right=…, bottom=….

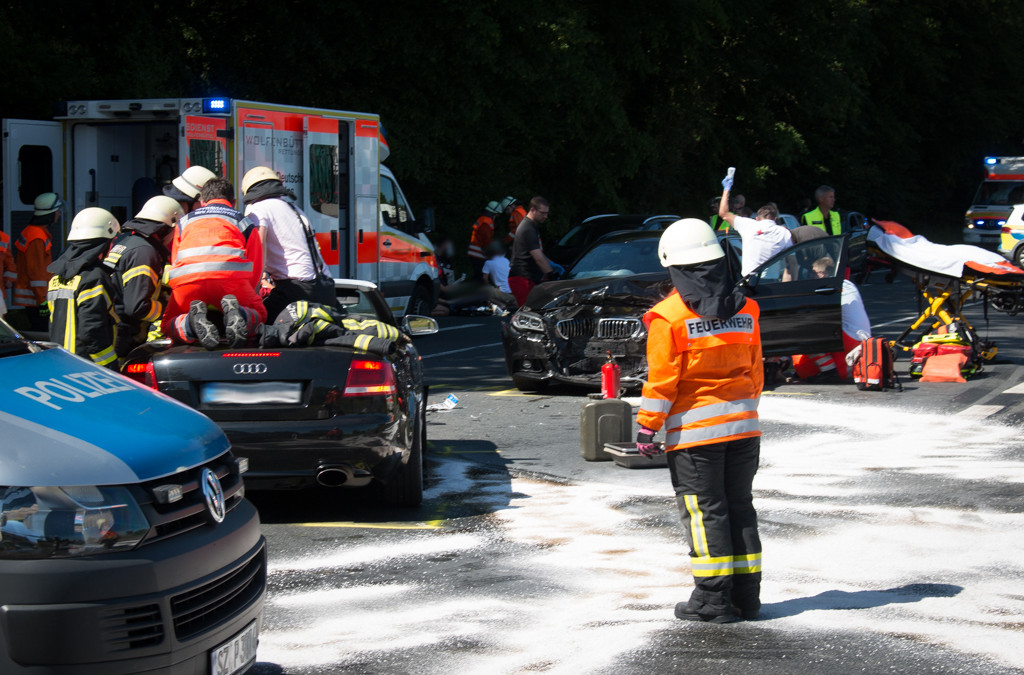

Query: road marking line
left=1003, top=382, right=1024, bottom=395
left=437, top=323, right=484, bottom=332
left=422, top=342, right=502, bottom=359
left=957, top=404, right=1004, bottom=419
left=871, top=313, right=923, bottom=329
left=763, top=391, right=816, bottom=396
left=487, top=388, right=544, bottom=397
left=295, top=521, right=445, bottom=530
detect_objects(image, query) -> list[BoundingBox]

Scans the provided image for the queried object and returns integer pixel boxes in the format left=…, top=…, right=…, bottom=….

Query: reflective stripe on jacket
left=467, top=215, right=495, bottom=260
left=47, top=269, right=117, bottom=367
left=14, top=225, right=53, bottom=306
left=167, top=201, right=262, bottom=288
left=801, top=207, right=840, bottom=236
left=637, top=291, right=763, bottom=451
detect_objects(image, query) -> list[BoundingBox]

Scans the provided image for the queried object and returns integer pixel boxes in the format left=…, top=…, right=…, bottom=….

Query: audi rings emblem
left=233, top=362, right=268, bottom=375
left=200, top=468, right=226, bottom=524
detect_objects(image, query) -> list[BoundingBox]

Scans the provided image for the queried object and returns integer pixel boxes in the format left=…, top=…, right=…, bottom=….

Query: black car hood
left=524, top=273, right=673, bottom=312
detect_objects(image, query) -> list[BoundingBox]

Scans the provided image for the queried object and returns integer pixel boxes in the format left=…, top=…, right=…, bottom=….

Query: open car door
left=746, top=235, right=848, bottom=356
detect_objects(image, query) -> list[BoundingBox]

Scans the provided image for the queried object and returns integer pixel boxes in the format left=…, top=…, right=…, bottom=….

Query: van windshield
left=973, top=181, right=1024, bottom=206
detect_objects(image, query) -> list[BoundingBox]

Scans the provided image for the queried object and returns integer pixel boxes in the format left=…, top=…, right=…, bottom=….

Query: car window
left=568, top=238, right=663, bottom=279
left=338, top=289, right=383, bottom=321
left=756, top=237, right=844, bottom=283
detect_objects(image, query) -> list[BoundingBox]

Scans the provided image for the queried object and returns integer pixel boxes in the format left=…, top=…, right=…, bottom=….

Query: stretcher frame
left=864, top=239, right=1023, bottom=356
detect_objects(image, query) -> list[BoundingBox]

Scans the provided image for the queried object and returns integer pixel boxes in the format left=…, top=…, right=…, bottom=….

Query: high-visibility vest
left=637, top=291, right=763, bottom=451
left=467, top=215, right=495, bottom=260
left=0, top=231, right=15, bottom=285
left=167, top=202, right=259, bottom=287
left=13, top=225, right=53, bottom=307
left=801, top=207, right=840, bottom=236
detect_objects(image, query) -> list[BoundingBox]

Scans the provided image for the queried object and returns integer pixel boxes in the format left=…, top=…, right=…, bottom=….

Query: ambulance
left=963, top=156, right=1024, bottom=250
left=2, top=98, right=439, bottom=316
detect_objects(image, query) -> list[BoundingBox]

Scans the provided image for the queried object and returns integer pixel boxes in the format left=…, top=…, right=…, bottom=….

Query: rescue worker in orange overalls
left=161, top=177, right=266, bottom=350
left=13, top=193, right=61, bottom=331
left=467, top=201, right=501, bottom=281
left=636, top=215, right=764, bottom=624
left=0, top=227, right=16, bottom=316
left=499, top=196, right=527, bottom=246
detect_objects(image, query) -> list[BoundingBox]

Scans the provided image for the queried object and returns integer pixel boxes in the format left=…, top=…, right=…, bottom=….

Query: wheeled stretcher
left=865, top=220, right=1024, bottom=354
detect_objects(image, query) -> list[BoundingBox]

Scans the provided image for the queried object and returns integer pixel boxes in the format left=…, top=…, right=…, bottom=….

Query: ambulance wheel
left=407, top=285, right=433, bottom=316
left=382, top=411, right=424, bottom=507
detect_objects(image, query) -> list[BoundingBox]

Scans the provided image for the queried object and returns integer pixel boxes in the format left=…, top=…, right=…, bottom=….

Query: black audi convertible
left=123, top=279, right=437, bottom=506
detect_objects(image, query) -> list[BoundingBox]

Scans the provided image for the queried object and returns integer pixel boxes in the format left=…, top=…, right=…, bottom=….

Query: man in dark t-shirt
left=508, top=196, right=555, bottom=306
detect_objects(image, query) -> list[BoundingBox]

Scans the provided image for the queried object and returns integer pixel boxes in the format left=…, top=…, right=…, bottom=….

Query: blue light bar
left=202, top=98, right=230, bottom=114
left=985, top=157, right=998, bottom=165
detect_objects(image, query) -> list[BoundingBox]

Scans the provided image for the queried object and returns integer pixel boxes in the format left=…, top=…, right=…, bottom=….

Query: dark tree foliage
left=3, top=0, right=1023, bottom=244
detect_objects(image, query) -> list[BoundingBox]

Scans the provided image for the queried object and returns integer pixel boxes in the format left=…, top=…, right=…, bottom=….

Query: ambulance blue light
left=985, top=157, right=998, bottom=165
left=202, top=98, right=230, bottom=114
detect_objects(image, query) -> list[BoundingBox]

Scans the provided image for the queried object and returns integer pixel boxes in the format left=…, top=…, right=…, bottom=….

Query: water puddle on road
left=254, top=398, right=1024, bottom=673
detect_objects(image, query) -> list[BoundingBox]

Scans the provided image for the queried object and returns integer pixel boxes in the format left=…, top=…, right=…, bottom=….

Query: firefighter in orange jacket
left=499, top=196, right=528, bottom=245
left=0, top=229, right=15, bottom=315
left=13, top=193, right=61, bottom=330
left=467, top=201, right=501, bottom=281
left=636, top=215, right=764, bottom=624
left=161, top=177, right=266, bottom=350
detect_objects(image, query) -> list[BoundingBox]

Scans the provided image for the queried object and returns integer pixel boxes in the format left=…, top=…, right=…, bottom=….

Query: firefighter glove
left=636, top=426, right=660, bottom=457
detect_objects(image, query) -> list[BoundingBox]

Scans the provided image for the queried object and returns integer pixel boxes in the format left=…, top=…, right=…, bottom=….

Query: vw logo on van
left=233, top=363, right=268, bottom=375
left=200, top=468, right=226, bottom=524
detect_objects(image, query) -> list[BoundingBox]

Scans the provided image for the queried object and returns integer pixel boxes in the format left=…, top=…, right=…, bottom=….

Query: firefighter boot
left=674, top=588, right=741, bottom=623
left=221, top=295, right=248, bottom=349
left=189, top=300, right=221, bottom=350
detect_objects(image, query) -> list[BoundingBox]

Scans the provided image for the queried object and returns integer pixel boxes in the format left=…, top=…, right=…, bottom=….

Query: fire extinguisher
left=601, top=351, right=621, bottom=399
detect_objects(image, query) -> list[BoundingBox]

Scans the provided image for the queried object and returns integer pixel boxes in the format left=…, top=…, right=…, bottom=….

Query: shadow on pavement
left=761, top=582, right=963, bottom=619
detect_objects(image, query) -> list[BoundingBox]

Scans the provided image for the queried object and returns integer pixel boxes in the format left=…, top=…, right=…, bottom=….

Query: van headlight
left=511, top=310, right=545, bottom=332
left=0, top=485, right=150, bottom=559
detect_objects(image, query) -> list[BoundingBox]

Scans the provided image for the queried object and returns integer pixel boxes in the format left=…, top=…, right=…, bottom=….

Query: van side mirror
left=415, top=207, right=435, bottom=234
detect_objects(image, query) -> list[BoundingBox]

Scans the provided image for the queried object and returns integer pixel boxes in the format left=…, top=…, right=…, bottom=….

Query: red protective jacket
left=167, top=200, right=262, bottom=290
left=13, top=225, right=53, bottom=307
left=467, top=214, right=495, bottom=260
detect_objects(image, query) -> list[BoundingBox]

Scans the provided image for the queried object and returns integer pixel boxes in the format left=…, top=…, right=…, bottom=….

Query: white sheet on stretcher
left=867, top=227, right=1012, bottom=278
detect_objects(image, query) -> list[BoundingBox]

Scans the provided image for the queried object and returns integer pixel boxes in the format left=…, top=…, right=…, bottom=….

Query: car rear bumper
left=0, top=500, right=266, bottom=674
left=221, top=415, right=407, bottom=488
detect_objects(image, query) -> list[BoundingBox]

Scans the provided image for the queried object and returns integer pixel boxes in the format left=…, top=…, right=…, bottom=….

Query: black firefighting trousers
left=667, top=436, right=762, bottom=616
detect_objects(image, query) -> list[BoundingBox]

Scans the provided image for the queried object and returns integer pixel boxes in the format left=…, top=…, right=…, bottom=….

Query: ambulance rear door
left=353, top=119, right=381, bottom=286
left=180, top=113, right=228, bottom=178
left=303, top=116, right=350, bottom=277
left=2, top=119, right=66, bottom=248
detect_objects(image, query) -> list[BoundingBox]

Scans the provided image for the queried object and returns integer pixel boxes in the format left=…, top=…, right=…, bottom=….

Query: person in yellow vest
left=636, top=216, right=764, bottom=624
left=801, top=185, right=840, bottom=235
left=46, top=208, right=121, bottom=368
left=13, top=193, right=61, bottom=330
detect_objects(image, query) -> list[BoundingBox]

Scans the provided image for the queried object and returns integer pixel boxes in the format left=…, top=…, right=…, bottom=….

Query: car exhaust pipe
left=316, top=466, right=354, bottom=487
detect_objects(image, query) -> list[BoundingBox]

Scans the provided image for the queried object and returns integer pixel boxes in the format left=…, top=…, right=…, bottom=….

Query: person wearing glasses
left=508, top=196, right=558, bottom=306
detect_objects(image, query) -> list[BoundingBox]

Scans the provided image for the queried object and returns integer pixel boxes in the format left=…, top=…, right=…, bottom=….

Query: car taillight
left=221, top=352, right=281, bottom=358
left=124, top=362, right=158, bottom=389
left=343, top=359, right=396, bottom=397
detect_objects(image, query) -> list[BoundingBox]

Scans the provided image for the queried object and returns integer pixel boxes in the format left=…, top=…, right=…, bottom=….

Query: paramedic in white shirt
left=717, top=181, right=792, bottom=276
left=240, top=166, right=334, bottom=320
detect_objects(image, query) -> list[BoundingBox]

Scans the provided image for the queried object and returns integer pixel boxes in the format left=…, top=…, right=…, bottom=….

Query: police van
left=2, top=97, right=439, bottom=316
left=0, top=317, right=266, bottom=673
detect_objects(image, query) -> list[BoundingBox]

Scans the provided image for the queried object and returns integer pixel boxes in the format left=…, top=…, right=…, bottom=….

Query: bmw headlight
left=511, top=310, right=546, bottom=332
left=0, top=485, right=150, bottom=559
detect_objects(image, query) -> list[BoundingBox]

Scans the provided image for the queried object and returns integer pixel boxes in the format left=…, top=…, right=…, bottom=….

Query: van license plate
left=210, top=620, right=258, bottom=675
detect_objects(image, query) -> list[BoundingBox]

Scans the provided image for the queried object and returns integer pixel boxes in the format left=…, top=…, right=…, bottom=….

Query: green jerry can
left=580, top=397, right=633, bottom=461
